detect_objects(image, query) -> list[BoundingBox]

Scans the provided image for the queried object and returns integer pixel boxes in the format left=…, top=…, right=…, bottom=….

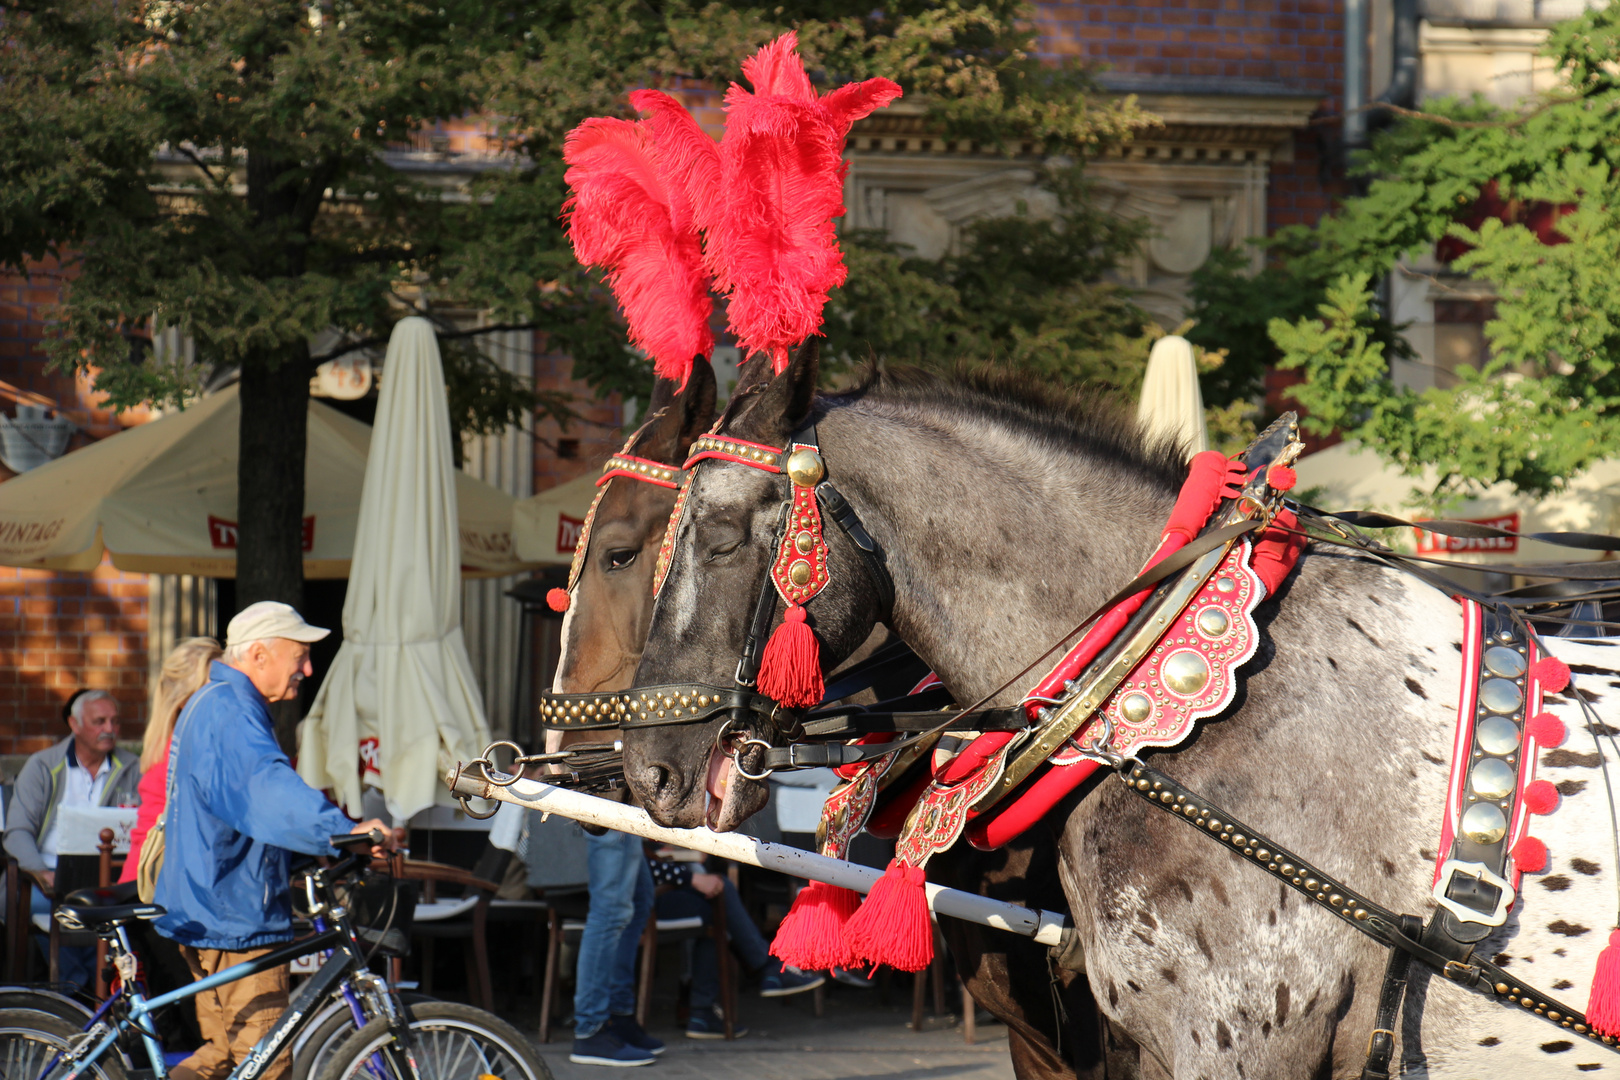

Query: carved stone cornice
left=848, top=92, right=1321, bottom=162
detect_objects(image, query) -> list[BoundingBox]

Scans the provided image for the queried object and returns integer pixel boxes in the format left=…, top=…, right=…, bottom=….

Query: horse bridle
left=537, top=448, right=689, bottom=734
left=617, top=420, right=898, bottom=777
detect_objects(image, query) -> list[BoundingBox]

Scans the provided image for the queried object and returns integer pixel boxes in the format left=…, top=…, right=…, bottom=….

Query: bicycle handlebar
left=330, top=828, right=387, bottom=850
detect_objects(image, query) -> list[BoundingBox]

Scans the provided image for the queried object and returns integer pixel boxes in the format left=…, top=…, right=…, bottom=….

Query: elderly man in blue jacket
left=154, top=601, right=387, bottom=1080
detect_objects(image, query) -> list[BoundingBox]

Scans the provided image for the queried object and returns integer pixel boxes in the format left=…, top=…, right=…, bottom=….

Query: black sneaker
left=759, top=959, right=826, bottom=997
left=685, top=1004, right=748, bottom=1040
left=569, top=1029, right=657, bottom=1067
left=608, top=1014, right=666, bottom=1056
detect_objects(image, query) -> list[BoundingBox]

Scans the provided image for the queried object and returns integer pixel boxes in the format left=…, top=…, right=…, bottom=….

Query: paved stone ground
left=530, top=990, right=1016, bottom=1080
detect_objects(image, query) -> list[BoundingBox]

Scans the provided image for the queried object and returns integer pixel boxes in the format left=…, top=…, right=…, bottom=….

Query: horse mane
left=831, top=362, right=1188, bottom=493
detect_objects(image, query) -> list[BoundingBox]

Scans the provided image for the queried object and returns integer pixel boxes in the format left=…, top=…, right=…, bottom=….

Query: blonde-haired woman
left=119, top=636, right=222, bottom=883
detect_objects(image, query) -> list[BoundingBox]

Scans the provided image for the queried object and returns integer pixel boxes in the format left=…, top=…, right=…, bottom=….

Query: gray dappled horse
left=620, top=344, right=1620, bottom=1078
left=547, top=358, right=1126, bottom=1079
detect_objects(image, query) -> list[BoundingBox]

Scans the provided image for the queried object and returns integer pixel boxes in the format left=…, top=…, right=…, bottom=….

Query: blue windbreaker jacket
left=154, top=661, right=354, bottom=950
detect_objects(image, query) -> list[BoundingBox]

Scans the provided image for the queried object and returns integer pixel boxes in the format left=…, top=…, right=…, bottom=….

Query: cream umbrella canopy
left=1135, top=335, right=1208, bottom=459
left=0, top=383, right=531, bottom=577
left=298, top=318, right=493, bottom=821
left=511, top=470, right=600, bottom=565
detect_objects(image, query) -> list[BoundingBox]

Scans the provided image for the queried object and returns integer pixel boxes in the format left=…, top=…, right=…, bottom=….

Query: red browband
left=683, top=434, right=785, bottom=472
left=598, top=453, right=683, bottom=490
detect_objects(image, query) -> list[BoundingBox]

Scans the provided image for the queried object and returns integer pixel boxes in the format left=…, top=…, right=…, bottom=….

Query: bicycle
left=0, top=832, right=550, bottom=1080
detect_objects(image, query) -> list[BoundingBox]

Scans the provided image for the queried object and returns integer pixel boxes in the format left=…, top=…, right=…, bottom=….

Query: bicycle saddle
left=55, top=888, right=165, bottom=932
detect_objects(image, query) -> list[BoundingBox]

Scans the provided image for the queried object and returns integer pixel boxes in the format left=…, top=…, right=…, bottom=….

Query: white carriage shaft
left=445, top=768, right=1068, bottom=946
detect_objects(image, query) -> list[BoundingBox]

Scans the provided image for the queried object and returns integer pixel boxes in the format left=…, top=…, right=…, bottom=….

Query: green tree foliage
left=1235, top=7, right=1620, bottom=502
left=0, top=0, right=1147, bottom=607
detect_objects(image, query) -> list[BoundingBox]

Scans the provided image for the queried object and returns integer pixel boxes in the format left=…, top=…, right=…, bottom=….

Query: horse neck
left=819, top=400, right=1180, bottom=704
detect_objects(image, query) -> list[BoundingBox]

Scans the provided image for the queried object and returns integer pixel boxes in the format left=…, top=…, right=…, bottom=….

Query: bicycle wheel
left=291, top=992, right=435, bottom=1080
left=318, top=1004, right=551, bottom=1080
left=0, top=1007, right=128, bottom=1080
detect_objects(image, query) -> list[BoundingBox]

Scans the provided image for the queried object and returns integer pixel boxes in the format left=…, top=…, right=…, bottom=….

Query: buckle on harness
left=1432, top=859, right=1515, bottom=927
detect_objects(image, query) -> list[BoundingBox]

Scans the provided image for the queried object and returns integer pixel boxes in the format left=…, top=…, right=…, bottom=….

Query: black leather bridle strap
left=1360, top=914, right=1421, bottom=1080
left=1121, top=760, right=1614, bottom=1053
left=616, top=685, right=775, bottom=729
left=736, top=502, right=794, bottom=688
left=817, top=479, right=895, bottom=616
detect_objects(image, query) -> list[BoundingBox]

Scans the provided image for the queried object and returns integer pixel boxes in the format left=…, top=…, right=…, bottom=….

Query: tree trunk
left=236, top=343, right=310, bottom=614
left=236, top=342, right=311, bottom=752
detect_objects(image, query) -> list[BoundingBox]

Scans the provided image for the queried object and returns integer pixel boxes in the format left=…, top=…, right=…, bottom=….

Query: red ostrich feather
left=714, top=32, right=902, bottom=371
left=561, top=116, right=713, bottom=385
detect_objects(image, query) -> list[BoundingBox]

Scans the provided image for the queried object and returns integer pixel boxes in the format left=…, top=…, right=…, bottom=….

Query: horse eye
left=706, top=536, right=744, bottom=561
left=605, top=549, right=638, bottom=571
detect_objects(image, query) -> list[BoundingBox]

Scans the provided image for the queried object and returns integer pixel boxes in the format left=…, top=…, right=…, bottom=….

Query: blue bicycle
left=0, top=832, right=548, bottom=1080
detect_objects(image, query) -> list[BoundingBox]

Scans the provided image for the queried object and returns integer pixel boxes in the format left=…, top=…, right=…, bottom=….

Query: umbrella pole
left=445, top=765, right=1068, bottom=946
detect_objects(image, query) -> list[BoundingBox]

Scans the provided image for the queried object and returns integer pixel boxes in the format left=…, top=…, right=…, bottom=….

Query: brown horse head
left=552, top=358, right=719, bottom=701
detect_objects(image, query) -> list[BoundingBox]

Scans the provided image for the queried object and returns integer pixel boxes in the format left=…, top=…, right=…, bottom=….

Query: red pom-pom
left=1266, top=465, right=1297, bottom=491
left=757, top=604, right=824, bottom=709
left=1524, top=779, right=1559, bottom=815
left=1587, top=929, right=1620, bottom=1037
left=1512, top=836, right=1549, bottom=873
left=1527, top=712, right=1567, bottom=748
left=1533, top=656, right=1571, bottom=693
left=546, top=588, right=571, bottom=613
left=770, top=881, right=861, bottom=970
left=843, top=859, right=933, bottom=972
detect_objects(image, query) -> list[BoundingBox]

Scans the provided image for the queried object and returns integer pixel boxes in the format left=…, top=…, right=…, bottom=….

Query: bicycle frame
left=55, top=927, right=352, bottom=1080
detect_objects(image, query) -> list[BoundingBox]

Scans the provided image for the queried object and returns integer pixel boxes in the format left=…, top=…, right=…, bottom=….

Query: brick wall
left=530, top=335, right=626, bottom=493
left=1033, top=0, right=1344, bottom=97
left=0, top=558, right=150, bottom=757
left=0, top=263, right=154, bottom=758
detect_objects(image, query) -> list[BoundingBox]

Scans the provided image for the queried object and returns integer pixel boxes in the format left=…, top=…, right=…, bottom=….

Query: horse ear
left=629, top=354, right=715, bottom=465
left=726, top=339, right=820, bottom=446
left=677, top=356, right=718, bottom=457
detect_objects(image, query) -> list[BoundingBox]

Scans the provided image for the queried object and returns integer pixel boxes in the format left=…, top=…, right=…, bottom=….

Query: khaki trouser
left=171, top=945, right=291, bottom=1080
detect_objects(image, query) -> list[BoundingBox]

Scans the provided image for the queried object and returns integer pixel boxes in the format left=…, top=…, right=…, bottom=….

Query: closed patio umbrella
left=0, top=383, right=532, bottom=578
left=298, top=318, right=494, bottom=821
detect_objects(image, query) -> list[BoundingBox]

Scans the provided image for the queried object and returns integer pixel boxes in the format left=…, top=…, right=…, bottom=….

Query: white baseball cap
left=226, top=601, right=331, bottom=648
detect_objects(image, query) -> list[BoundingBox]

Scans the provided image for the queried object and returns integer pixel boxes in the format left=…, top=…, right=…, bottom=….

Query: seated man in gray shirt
left=4, top=689, right=141, bottom=988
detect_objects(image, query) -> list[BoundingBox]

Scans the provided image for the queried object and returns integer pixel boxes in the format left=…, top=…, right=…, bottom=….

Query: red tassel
left=546, top=588, right=571, bottom=613
left=1527, top=712, right=1567, bottom=748
left=1513, top=836, right=1549, bottom=873
left=1524, top=779, right=1559, bottom=815
left=758, top=604, right=823, bottom=708
left=843, top=859, right=933, bottom=972
left=1266, top=464, right=1297, bottom=491
left=1534, top=656, right=1572, bottom=693
left=1588, top=929, right=1620, bottom=1036
left=770, top=881, right=860, bottom=970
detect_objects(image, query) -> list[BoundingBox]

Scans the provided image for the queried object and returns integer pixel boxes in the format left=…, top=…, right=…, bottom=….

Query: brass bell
left=785, top=448, right=826, bottom=487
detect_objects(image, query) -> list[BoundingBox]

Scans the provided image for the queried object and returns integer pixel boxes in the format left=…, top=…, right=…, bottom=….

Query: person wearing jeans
left=570, top=829, right=661, bottom=1067
left=650, top=858, right=822, bottom=1038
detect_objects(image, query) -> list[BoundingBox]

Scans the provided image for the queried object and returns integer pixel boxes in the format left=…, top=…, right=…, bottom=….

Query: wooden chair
left=4, top=856, right=33, bottom=981
left=395, top=858, right=499, bottom=1010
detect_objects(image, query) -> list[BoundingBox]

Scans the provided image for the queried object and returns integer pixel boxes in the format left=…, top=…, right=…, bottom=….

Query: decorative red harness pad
left=832, top=451, right=1305, bottom=971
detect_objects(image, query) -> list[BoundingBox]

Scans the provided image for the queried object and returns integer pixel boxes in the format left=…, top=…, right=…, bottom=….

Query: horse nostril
left=644, top=762, right=681, bottom=805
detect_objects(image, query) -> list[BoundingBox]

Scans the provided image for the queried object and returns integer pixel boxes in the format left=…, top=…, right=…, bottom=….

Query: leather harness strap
left=1119, top=759, right=1618, bottom=1058
left=1360, top=914, right=1421, bottom=1080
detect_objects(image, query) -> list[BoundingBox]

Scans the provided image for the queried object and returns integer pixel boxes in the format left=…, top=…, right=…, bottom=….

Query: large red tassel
left=770, top=880, right=860, bottom=970
left=842, top=859, right=933, bottom=972
left=758, top=603, right=823, bottom=708
left=1588, top=929, right=1620, bottom=1036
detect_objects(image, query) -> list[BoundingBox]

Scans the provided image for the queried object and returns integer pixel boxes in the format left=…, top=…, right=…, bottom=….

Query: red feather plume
left=713, top=32, right=902, bottom=371
left=561, top=117, right=714, bottom=385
